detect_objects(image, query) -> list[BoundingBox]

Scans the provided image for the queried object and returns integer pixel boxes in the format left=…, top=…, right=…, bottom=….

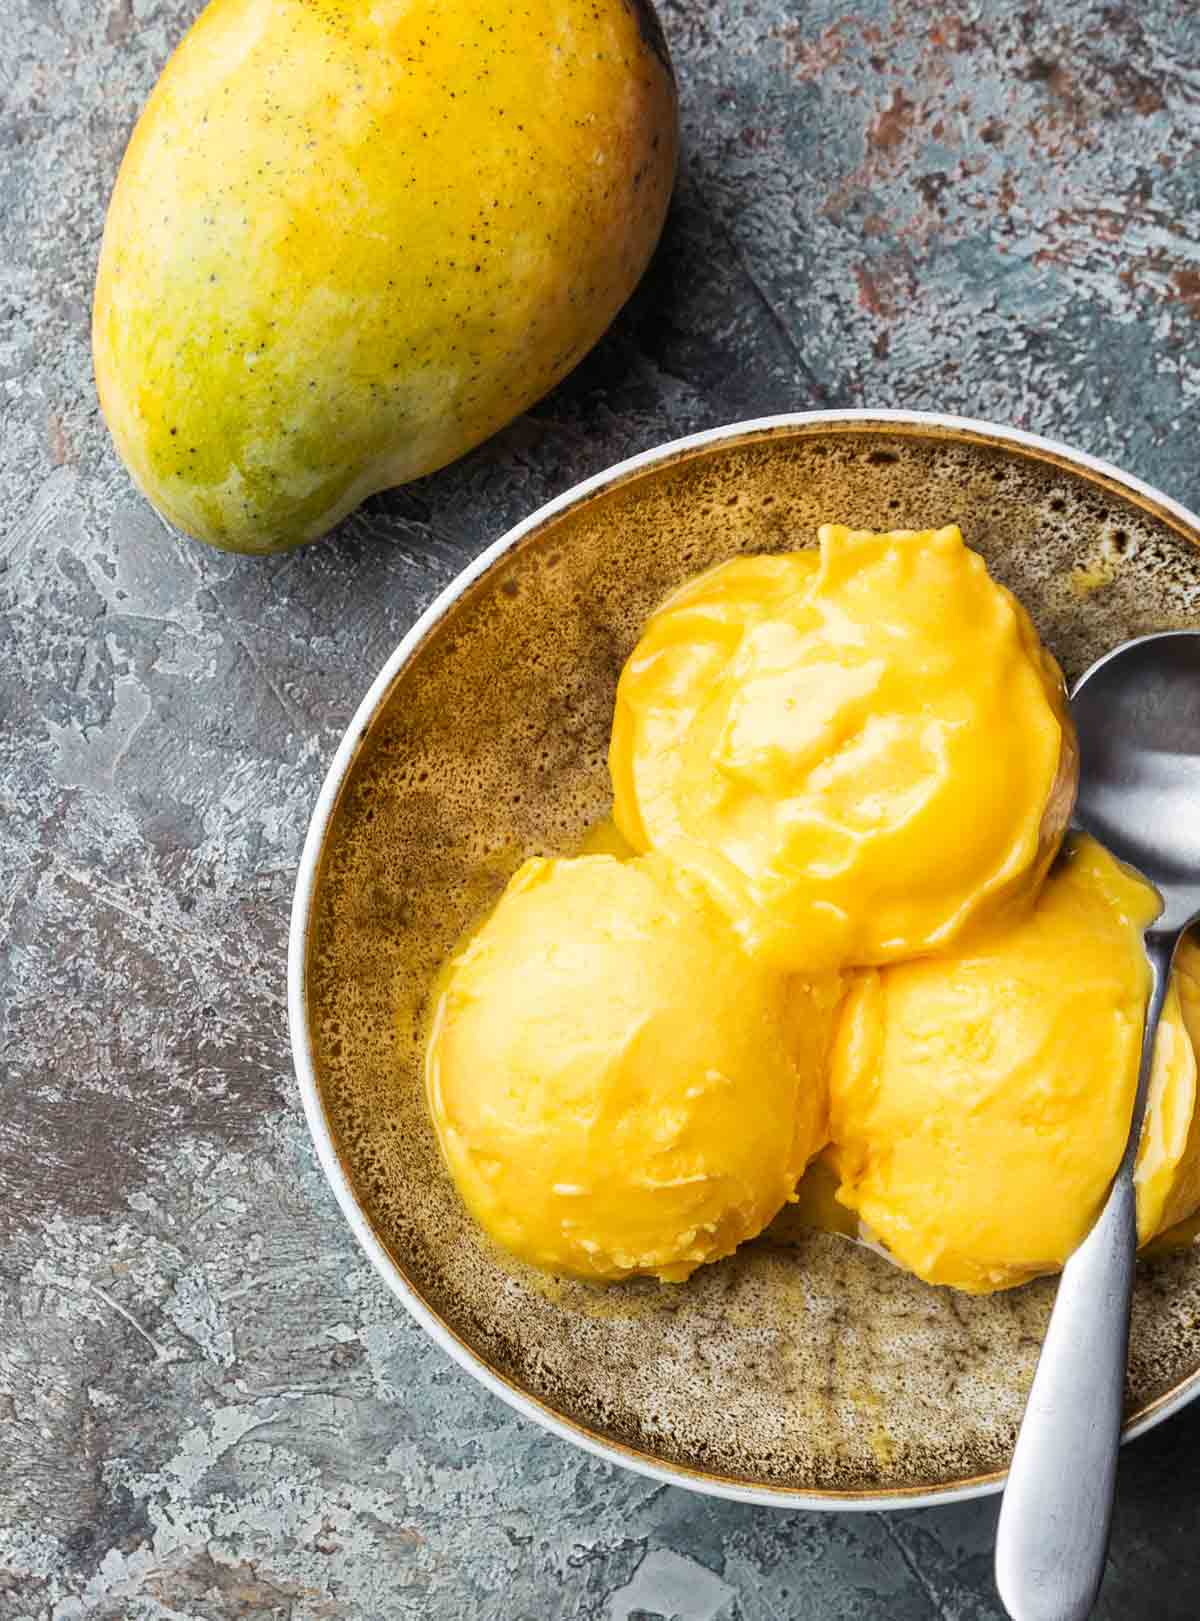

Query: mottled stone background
left=4, top=0, right=1200, bottom=1615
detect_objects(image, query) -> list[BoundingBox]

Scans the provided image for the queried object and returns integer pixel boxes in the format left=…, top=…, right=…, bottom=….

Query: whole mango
left=93, top=0, right=677, bottom=553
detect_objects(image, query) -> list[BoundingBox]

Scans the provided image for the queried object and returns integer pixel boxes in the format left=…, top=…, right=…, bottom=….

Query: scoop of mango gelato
left=1138, top=935, right=1200, bottom=1241
left=426, top=852, right=839, bottom=1282
left=827, top=833, right=1200, bottom=1292
left=610, top=527, right=1077, bottom=971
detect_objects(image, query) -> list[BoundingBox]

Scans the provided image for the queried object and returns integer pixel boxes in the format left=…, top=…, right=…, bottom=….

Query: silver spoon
left=996, top=630, right=1200, bottom=1621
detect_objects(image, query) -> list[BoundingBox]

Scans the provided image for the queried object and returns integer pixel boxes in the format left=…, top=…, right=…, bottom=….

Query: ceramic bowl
left=289, top=411, right=1200, bottom=1509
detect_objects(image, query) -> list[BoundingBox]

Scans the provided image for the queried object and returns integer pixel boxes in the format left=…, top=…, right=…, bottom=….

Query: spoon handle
left=994, top=929, right=1176, bottom=1621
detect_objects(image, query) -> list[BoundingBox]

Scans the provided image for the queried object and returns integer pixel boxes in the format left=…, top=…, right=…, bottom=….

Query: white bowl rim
left=288, top=407, right=1200, bottom=1512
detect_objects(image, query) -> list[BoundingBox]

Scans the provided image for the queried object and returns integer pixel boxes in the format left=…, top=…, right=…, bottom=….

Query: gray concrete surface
left=4, top=0, right=1200, bottom=1615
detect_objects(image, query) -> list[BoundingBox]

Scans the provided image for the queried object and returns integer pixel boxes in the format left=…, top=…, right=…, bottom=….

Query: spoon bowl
left=1073, top=631, right=1200, bottom=934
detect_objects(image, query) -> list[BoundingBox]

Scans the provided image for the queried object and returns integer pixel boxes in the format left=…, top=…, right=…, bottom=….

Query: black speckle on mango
left=93, top=0, right=677, bottom=554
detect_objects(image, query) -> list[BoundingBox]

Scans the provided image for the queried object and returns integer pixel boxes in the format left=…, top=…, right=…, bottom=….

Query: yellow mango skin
left=93, top=0, right=677, bottom=554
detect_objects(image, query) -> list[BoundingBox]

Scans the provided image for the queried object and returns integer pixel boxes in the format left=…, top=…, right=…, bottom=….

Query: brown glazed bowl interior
left=290, top=412, right=1200, bottom=1508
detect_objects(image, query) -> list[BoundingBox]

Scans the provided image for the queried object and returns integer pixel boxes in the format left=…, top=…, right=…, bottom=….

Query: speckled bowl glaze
left=289, top=411, right=1200, bottom=1509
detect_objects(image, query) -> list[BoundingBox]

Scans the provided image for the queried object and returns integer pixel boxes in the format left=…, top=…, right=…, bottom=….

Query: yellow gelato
left=610, top=527, right=1077, bottom=971
left=426, top=852, right=839, bottom=1282
left=827, top=834, right=1200, bottom=1292
left=425, top=525, right=1197, bottom=1297
left=1139, top=935, right=1200, bottom=1241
